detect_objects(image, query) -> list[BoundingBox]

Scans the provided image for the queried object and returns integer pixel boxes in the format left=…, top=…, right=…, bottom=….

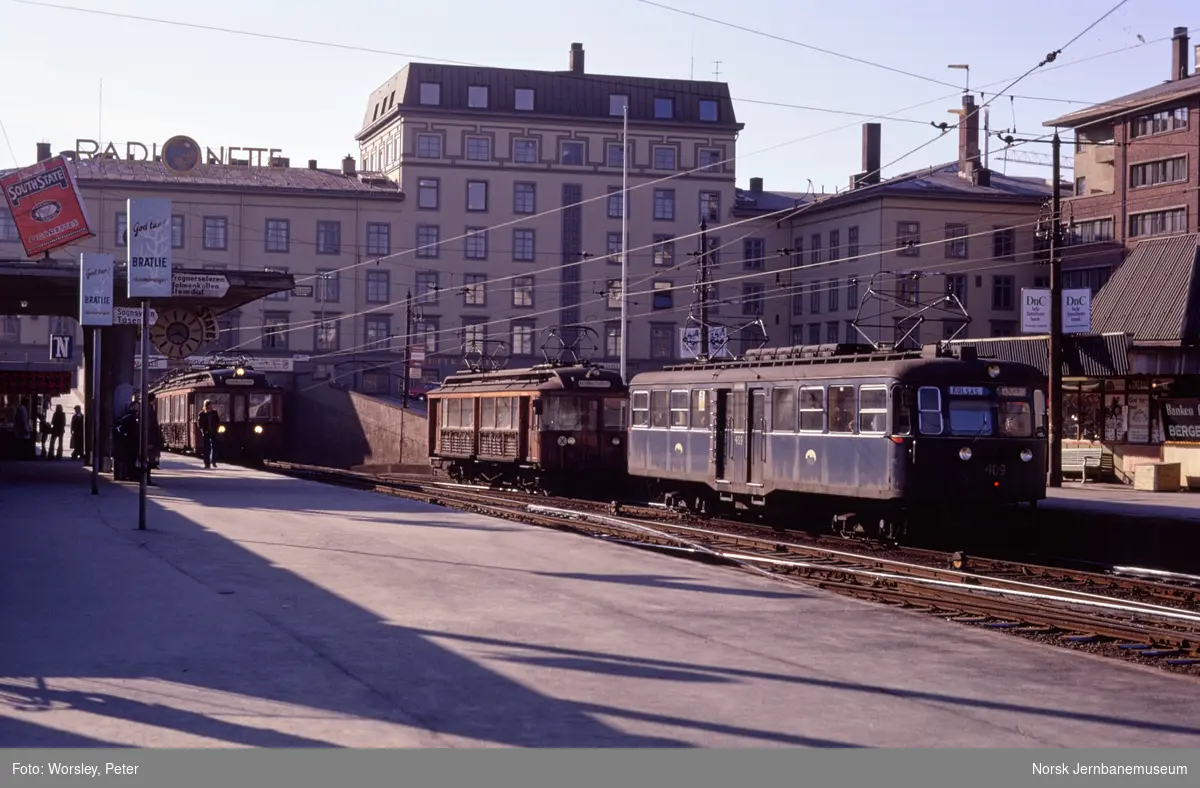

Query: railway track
left=263, top=460, right=1200, bottom=674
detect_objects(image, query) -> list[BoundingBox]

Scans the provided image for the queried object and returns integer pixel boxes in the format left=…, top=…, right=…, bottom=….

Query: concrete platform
left=1045, top=482, right=1200, bottom=522
left=3, top=457, right=1200, bottom=748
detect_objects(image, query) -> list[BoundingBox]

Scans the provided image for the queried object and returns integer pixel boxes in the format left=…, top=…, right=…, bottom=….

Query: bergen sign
left=0, top=155, right=94, bottom=257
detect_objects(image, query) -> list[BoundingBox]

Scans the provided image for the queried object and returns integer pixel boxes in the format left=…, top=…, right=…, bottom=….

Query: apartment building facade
left=0, top=144, right=408, bottom=394
left=354, top=42, right=754, bottom=377
left=1043, top=25, right=1200, bottom=295
left=735, top=100, right=1063, bottom=348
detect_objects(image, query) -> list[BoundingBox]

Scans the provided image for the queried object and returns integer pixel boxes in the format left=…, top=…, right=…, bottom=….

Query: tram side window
left=650, top=390, right=669, bottom=428
left=481, top=398, right=495, bottom=429
left=669, top=391, right=690, bottom=428
left=691, top=389, right=710, bottom=429
left=603, top=398, right=627, bottom=430
left=828, top=386, right=856, bottom=433
left=771, top=387, right=796, bottom=432
left=799, top=387, right=825, bottom=432
left=858, top=386, right=888, bottom=433
left=496, top=397, right=514, bottom=430
left=632, top=391, right=650, bottom=427
left=441, top=399, right=460, bottom=428
left=917, top=387, right=943, bottom=435
left=892, top=385, right=913, bottom=435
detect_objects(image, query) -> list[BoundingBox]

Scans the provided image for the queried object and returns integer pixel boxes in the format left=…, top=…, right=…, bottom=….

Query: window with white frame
left=698, top=148, right=722, bottom=172
left=699, top=191, right=720, bottom=222
left=944, top=223, right=968, bottom=258
left=606, top=323, right=622, bottom=358
left=653, top=146, right=676, bottom=170
left=315, top=315, right=340, bottom=351
left=606, top=142, right=630, bottom=168
left=365, top=316, right=390, bottom=351
left=202, top=216, right=227, bottom=250
left=561, top=140, right=585, bottom=165
left=607, top=232, right=623, bottom=265
left=512, top=276, right=534, bottom=308
left=464, top=274, right=486, bottom=306
left=607, top=187, right=624, bottom=219
left=896, top=221, right=920, bottom=256
left=605, top=279, right=622, bottom=309
left=366, top=270, right=389, bottom=304
left=415, top=318, right=438, bottom=353
left=466, top=137, right=491, bottom=161
left=463, top=322, right=486, bottom=353
left=465, top=227, right=488, bottom=259
left=171, top=215, right=185, bottom=249
left=417, top=134, right=442, bottom=158
left=418, top=178, right=439, bottom=209
left=653, top=189, right=675, bottom=221
left=315, top=269, right=340, bottom=303
left=416, top=225, right=439, bottom=258
left=262, top=313, right=288, bottom=349
left=511, top=323, right=534, bottom=355
left=467, top=181, right=487, bottom=211
left=743, top=238, right=764, bottom=270
left=366, top=222, right=390, bottom=256
left=653, top=235, right=674, bottom=266
left=513, top=139, right=538, bottom=163
left=416, top=271, right=439, bottom=303
left=317, top=220, right=340, bottom=254
left=514, top=182, right=536, bottom=214
left=859, top=386, right=888, bottom=433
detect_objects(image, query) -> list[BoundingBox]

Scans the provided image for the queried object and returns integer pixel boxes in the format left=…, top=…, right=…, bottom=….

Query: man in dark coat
left=70, top=405, right=84, bottom=460
left=196, top=399, right=220, bottom=469
left=49, top=404, right=66, bottom=460
left=113, top=402, right=139, bottom=481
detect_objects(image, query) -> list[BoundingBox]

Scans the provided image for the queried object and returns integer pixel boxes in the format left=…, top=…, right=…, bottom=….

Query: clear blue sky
left=2, top=0, right=1195, bottom=191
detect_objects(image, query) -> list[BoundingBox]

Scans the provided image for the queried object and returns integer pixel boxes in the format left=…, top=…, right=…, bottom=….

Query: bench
left=1061, top=447, right=1113, bottom=483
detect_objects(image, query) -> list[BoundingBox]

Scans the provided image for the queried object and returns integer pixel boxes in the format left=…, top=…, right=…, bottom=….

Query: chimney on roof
left=308, top=159, right=318, bottom=170
left=958, top=94, right=982, bottom=181
left=36, top=142, right=51, bottom=162
left=342, top=155, right=356, bottom=176
left=1172, top=27, right=1189, bottom=81
left=749, top=177, right=763, bottom=193
left=859, top=122, right=881, bottom=186
left=570, top=42, right=585, bottom=74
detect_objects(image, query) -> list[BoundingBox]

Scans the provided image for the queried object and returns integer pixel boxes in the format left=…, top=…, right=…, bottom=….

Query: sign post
left=80, top=252, right=114, bottom=496
left=127, top=198, right=173, bottom=530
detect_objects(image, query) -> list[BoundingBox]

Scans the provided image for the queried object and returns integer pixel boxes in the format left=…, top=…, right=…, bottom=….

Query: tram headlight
left=254, top=425, right=264, bottom=435
left=1020, top=448, right=1033, bottom=462
left=235, top=367, right=245, bottom=377
left=958, top=447, right=972, bottom=461
left=567, top=436, right=576, bottom=445
left=217, top=425, right=226, bottom=434
left=986, top=364, right=1001, bottom=378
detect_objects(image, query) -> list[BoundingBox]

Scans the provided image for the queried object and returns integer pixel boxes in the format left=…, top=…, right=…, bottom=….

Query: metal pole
left=1048, top=133, right=1064, bottom=488
left=620, top=103, right=630, bottom=383
left=138, top=300, right=149, bottom=529
left=90, top=328, right=101, bottom=495
left=403, top=289, right=412, bottom=409
left=698, top=219, right=711, bottom=360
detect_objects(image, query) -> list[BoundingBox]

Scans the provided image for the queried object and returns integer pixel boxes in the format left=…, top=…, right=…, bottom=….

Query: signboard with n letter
left=126, top=198, right=173, bottom=299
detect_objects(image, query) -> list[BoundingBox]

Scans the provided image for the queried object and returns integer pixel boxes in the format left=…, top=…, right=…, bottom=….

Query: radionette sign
left=75, top=137, right=285, bottom=170
left=0, top=155, right=94, bottom=257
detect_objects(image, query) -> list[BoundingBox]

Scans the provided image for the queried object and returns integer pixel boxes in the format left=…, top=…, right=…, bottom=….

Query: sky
left=2, top=0, right=1196, bottom=192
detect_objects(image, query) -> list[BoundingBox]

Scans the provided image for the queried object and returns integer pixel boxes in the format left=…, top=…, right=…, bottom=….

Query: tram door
left=713, top=389, right=729, bottom=481
left=747, top=389, right=766, bottom=486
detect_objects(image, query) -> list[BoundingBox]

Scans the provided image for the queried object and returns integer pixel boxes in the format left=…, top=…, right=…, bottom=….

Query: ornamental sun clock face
left=150, top=308, right=205, bottom=358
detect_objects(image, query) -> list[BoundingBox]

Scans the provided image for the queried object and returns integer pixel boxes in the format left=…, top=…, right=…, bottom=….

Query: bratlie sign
left=126, top=197, right=173, bottom=299
left=0, top=155, right=95, bottom=257
left=1158, top=398, right=1200, bottom=442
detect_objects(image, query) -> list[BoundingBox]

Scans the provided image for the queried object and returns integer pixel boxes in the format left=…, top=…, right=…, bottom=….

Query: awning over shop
left=0, top=370, right=73, bottom=395
left=945, top=332, right=1131, bottom=378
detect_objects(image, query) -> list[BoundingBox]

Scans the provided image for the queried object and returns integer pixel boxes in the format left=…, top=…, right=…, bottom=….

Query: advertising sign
left=79, top=252, right=114, bottom=326
left=679, top=326, right=731, bottom=358
left=1063, top=288, right=1092, bottom=334
left=126, top=198, right=173, bottom=298
left=173, top=273, right=230, bottom=298
left=0, top=155, right=94, bottom=257
left=1020, top=288, right=1050, bottom=334
left=1159, top=398, right=1200, bottom=442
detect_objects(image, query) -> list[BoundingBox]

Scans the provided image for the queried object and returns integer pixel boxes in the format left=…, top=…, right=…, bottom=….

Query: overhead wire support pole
left=1048, top=132, right=1064, bottom=488
left=620, top=103, right=630, bottom=383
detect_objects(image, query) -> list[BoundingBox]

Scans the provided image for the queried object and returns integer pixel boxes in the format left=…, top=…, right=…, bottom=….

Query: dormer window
left=699, top=100, right=718, bottom=122
left=419, top=82, right=441, bottom=106
left=654, top=97, right=674, bottom=119
left=468, top=85, right=489, bottom=108
left=515, top=88, right=534, bottom=111
left=609, top=94, right=628, bottom=117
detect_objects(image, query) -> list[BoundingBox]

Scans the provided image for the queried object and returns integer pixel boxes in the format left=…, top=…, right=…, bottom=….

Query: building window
left=0, top=315, right=19, bottom=343
left=944, top=223, right=968, bottom=258
left=792, top=283, right=805, bottom=316
left=202, top=216, right=227, bottom=250
left=790, top=325, right=805, bottom=345
left=468, top=85, right=488, bottom=108
left=513, top=276, right=534, bottom=308
left=0, top=208, right=16, bottom=241
left=416, top=225, right=440, bottom=258
left=609, top=94, right=628, bottom=116
left=466, top=136, right=491, bottom=161
left=605, top=323, right=622, bottom=357
left=607, top=187, right=624, bottom=219
left=418, top=178, right=439, bottom=209
left=847, top=277, right=859, bottom=309
left=1131, top=106, right=1188, bottom=137
left=991, top=275, right=1014, bottom=310
left=808, top=323, right=821, bottom=344
left=825, top=321, right=839, bottom=344
left=513, top=139, right=538, bottom=163
left=514, top=182, right=536, bottom=214
left=993, top=227, right=1015, bottom=258
left=1130, top=156, right=1188, bottom=188
left=262, top=313, right=288, bottom=349
left=652, top=281, right=673, bottom=310
left=707, top=236, right=721, bottom=266
left=699, top=191, right=720, bottom=222
left=315, top=220, right=340, bottom=254
left=463, top=322, right=486, bottom=353
left=513, top=229, right=535, bottom=261
left=653, top=188, right=675, bottom=221
left=465, top=227, right=488, bottom=259
left=512, top=323, right=535, bottom=356
left=417, top=134, right=442, bottom=158
left=561, top=140, right=585, bottom=165
left=946, top=274, right=967, bottom=308
left=653, top=235, right=675, bottom=267
left=791, top=237, right=803, bottom=266
left=171, top=215, right=185, bottom=249
left=743, top=238, right=765, bottom=270
left=606, top=279, right=623, bottom=309
left=467, top=181, right=488, bottom=211
left=699, top=100, right=718, bottom=122
left=416, top=272, right=439, bottom=304
left=899, top=277, right=919, bottom=306
left=1129, top=208, right=1187, bottom=238
left=366, top=270, right=389, bottom=304
left=464, top=274, right=487, bottom=307
left=1066, top=218, right=1114, bottom=245
left=419, top=82, right=440, bottom=105
left=361, top=372, right=390, bottom=394
left=264, top=267, right=289, bottom=300
left=989, top=320, right=1017, bottom=337
left=896, top=221, right=920, bottom=256
left=1075, top=176, right=1087, bottom=195
left=115, top=212, right=127, bottom=247
left=415, top=318, right=439, bottom=352
left=607, top=232, right=623, bottom=265
left=828, top=278, right=839, bottom=312
left=828, top=229, right=840, bottom=264
left=810, top=282, right=821, bottom=314
left=1063, top=265, right=1113, bottom=296
left=315, top=269, right=340, bottom=303
left=810, top=234, right=822, bottom=265
left=515, top=88, right=534, bottom=111
left=366, top=222, right=390, bottom=256
left=654, top=97, right=674, bottom=118
left=651, top=325, right=674, bottom=359
left=698, top=148, right=721, bottom=172
left=847, top=226, right=859, bottom=259
left=742, top=284, right=764, bottom=316
left=264, top=219, right=289, bottom=252
left=315, top=315, right=340, bottom=351
left=365, top=316, right=391, bottom=351
left=653, top=146, right=676, bottom=170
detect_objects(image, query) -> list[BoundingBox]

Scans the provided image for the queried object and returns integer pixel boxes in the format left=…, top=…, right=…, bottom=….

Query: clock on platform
left=150, top=308, right=205, bottom=358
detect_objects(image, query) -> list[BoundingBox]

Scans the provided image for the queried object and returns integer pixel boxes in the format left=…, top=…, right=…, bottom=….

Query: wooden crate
left=1134, top=462, right=1182, bottom=492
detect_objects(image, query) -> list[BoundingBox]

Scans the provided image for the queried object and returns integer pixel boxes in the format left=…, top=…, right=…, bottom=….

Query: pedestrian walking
left=49, top=404, right=66, bottom=460
left=196, top=399, right=220, bottom=469
left=70, top=405, right=84, bottom=460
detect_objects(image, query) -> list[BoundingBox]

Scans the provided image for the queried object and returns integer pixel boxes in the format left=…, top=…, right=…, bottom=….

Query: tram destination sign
left=1159, top=398, right=1200, bottom=442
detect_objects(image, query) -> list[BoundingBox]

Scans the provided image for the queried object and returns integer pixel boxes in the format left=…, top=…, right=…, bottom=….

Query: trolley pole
left=697, top=219, right=711, bottom=360
left=1048, top=132, right=1064, bottom=488
left=138, top=300, right=149, bottom=529
left=402, top=289, right=412, bottom=409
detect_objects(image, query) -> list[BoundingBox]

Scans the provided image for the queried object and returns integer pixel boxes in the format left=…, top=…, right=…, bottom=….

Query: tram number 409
left=984, top=463, right=1007, bottom=477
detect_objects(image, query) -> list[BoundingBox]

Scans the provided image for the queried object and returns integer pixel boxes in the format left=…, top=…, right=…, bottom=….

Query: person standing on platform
left=113, top=401, right=139, bottom=482
left=48, top=404, right=66, bottom=460
left=196, top=399, right=220, bottom=469
left=70, top=405, right=84, bottom=460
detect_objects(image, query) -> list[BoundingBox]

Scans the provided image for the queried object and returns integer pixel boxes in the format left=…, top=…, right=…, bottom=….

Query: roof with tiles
left=357, top=44, right=741, bottom=140
left=1090, top=233, right=1200, bottom=345
left=945, top=334, right=1132, bottom=377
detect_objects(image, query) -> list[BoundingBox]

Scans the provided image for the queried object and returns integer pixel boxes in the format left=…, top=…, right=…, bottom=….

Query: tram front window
left=948, top=400, right=993, bottom=437
left=542, top=397, right=582, bottom=431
